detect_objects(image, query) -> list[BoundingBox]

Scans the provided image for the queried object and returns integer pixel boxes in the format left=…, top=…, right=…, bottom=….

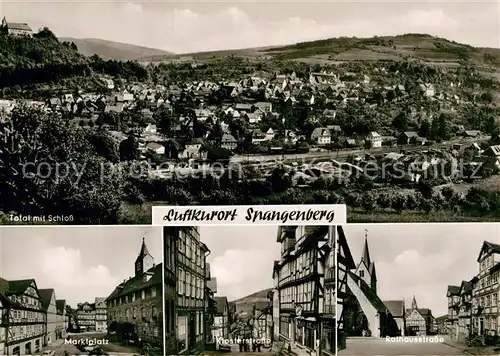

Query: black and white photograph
left=336, top=223, right=500, bottom=356
left=0, top=2, right=499, bottom=224
left=0, top=226, right=164, bottom=356
left=163, top=225, right=336, bottom=356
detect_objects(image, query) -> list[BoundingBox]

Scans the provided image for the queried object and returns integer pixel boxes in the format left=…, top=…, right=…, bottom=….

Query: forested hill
left=0, top=27, right=149, bottom=92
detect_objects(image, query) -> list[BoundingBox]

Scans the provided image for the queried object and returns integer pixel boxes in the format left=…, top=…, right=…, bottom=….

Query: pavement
left=216, top=344, right=275, bottom=355
left=338, top=336, right=468, bottom=355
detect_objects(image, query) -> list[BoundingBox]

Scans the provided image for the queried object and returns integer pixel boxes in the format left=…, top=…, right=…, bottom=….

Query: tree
left=119, top=134, right=140, bottom=161
left=0, top=106, right=123, bottom=223
left=154, top=107, right=176, bottom=137
left=418, top=119, right=431, bottom=138
left=87, top=130, right=120, bottom=163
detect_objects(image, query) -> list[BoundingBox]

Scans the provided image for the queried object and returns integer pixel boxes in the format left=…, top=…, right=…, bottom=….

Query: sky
left=343, top=223, right=500, bottom=318
left=0, top=1, right=498, bottom=53
left=0, top=226, right=162, bottom=308
left=200, top=226, right=280, bottom=301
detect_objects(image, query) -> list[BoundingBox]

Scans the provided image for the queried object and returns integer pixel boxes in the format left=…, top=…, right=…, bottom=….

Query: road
left=209, top=344, right=275, bottom=355
left=231, top=137, right=489, bottom=165
left=338, top=337, right=465, bottom=355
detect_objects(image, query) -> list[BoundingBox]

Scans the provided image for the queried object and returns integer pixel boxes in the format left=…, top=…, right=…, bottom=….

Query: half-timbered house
left=405, top=296, right=435, bottom=335
left=165, top=227, right=209, bottom=355
left=335, top=226, right=355, bottom=351
left=472, top=241, right=500, bottom=336
left=0, top=292, right=9, bottom=355
left=163, top=227, right=177, bottom=355
left=0, top=278, right=46, bottom=355
left=39, top=289, right=58, bottom=345
left=275, top=225, right=335, bottom=356
left=457, top=279, right=476, bottom=341
left=212, top=296, right=229, bottom=340
left=55, top=300, right=68, bottom=339
left=446, top=285, right=460, bottom=338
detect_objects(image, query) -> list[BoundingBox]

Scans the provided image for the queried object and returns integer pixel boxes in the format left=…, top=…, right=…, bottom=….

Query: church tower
left=135, top=237, right=154, bottom=278
left=411, top=295, right=418, bottom=310
left=355, top=230, right=377, bottom=293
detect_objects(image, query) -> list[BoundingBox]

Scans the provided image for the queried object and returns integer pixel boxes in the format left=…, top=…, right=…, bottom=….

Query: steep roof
left=447, top=285, right=460, bottom=296
left=347, top=271, right=387, bottom=312
left=207, top=278, right=217, bottom=293
left=56, top=300, right=66, bottom=314
left=477, top=241, right=500, bottom=262
left=361, top=236, right=371, bottom=266
left=214, top=296, right=228, bottom=314
left=138, top=237, right=152, bottom=258
left=38, top=289, right=54, bottom=311
left=4, top=279, right=35, bottom=295
left=384, top=300, right=405, bottom=318
left=106, top=263, right=162, bottom=301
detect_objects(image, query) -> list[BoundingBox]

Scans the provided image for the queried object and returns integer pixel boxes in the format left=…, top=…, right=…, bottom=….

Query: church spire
left=411, top=295, right=418, bottom=310
left=361, top=230, right=371, bottom=266
left=138, top=237, right=150, bottom=258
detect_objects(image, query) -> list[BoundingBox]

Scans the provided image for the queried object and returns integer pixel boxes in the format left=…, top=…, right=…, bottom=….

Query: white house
left=367, top=132, right=382, bottom=148
left=146, top=142, right=165, bottom=155
left=265, top=128, right=275, bottom=141
left=311, top=128, right=331, bottom=146
left=144, top=124, right=157, bottom=135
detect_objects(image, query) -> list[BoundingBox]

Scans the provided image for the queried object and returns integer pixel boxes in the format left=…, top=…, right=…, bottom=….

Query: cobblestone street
left=338, top=337, right=465, bottom=355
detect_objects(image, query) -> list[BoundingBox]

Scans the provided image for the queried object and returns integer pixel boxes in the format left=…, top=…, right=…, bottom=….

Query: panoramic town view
left=336, top=223, right=500, bottom=356
left=0, top=226, right=163, bottom=356
left=0, top=2, right=498, bottom=224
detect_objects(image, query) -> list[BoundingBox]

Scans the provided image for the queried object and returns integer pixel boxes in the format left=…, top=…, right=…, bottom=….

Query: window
left=141, top=290, right=145, bottom=300
left=359, top=270, right=364, bottom=278
left=152, top=287, right=157, bottom=298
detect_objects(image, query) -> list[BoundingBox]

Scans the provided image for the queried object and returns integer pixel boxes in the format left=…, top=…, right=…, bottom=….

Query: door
left=479, top=319, right=484, bottom=336
left=189, top=313, right=196, bottom=347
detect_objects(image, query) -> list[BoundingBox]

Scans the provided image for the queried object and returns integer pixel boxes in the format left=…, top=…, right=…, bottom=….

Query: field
left=144, top=34, right=500, bottom=69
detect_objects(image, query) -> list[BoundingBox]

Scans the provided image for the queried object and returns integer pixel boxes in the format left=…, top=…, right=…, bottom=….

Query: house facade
left=95, top=298, right=107, bottom=332
left=0, top=279, right=46, bottom=355
left=457, top=279, right=476, bottom=342
left=472, top=241, right=500, bottom=336
left=447, top=285, right=460, bottom=337
left=212, top=296, right=229, bottom=340
left=39, top=289, right=58, bottom=345
left=405, top=296, right=434, bottom=336
left=164, top=227, right=177, bottom=355
left=55, top=300, right=68, bottom=339
left=171, top=227, right=209, bottom=355
left=335, top=226, right=356, bottom=351
left=76, top=302, right=96, bottom=331
left=106, top=238, right=163, bottom=345
left=275, top=226, right=335, bottom=356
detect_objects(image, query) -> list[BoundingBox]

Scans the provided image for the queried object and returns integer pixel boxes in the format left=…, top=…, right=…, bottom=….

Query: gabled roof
left=477, top=241, right=500, bottom=262
left=5, top=279, right=36, bottom=295
left=6, top=22, right=32, bottom=32
left=447, top=285, right=460, bottom=296
left=488, top=145, right=500, bottom=157
left=38, top=289, right=55, bottom=311
left=56, top=299, right=66, bottom=314
left=459, top=281, right=473, bottom=295
left=214, top=296, right=228, bottom=314
left=383, top=300, right=405, bottom=317
left=207, top=278, right=217, bottom=293
left=106, top=263, right=162, bottom=301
